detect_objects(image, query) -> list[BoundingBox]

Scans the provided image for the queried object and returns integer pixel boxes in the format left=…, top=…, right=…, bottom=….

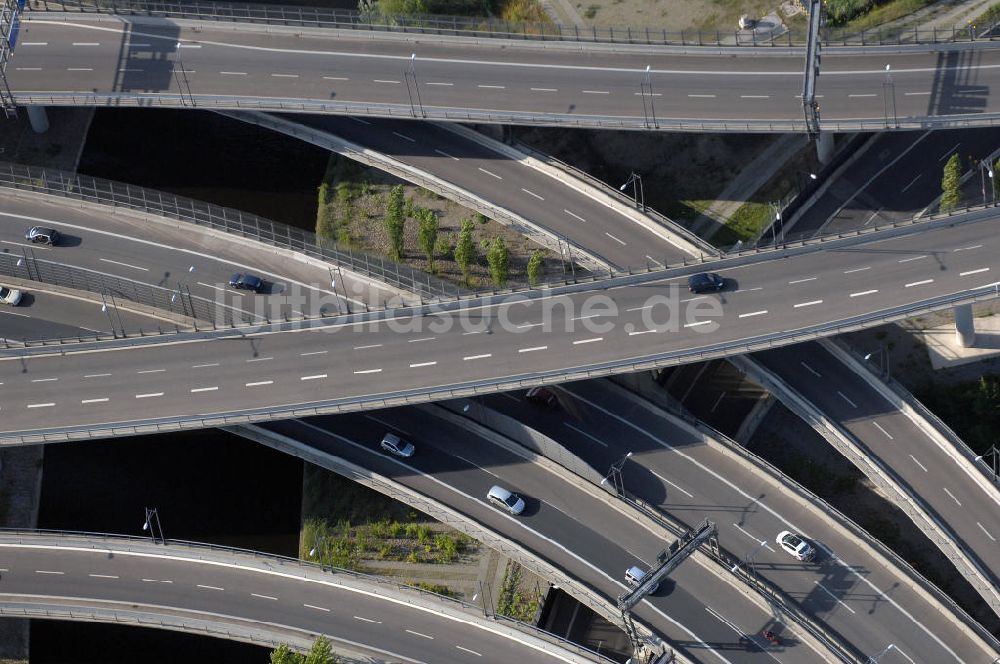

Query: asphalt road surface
left=471, top=381, right=994, bottom=663
left=0, top=536, right=590, bottom=664
left=1, top=211, right=997, bottom=439
left=0, top=191, right=399, bottom=322
left=278, top=114, right=691, bottom=269
left=11, top=14, right=1000, bottom=129
left=261, top=410, right=825, bottom=664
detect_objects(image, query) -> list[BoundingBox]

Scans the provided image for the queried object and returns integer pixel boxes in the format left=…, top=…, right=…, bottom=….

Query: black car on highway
left=228, top=272, right=265, bottom=293
left=25, top=226, right=59, bottom=245
left=687, top=272, right=725, bottom=294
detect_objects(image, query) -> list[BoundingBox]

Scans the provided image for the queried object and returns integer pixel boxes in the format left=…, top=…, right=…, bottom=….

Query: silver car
left=0, top=285, right=22, bottom=306
left=380, top=432, right=415, bottom=458
left=487, top=485, right=525, bottom=515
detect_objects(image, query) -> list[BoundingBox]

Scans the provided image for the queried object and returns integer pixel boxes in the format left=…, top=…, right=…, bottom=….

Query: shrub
left=417, top=207, right=439, bottom=270
left=455, top=218, right=476, bottom=285
left=940, top=153, right=962, bottom=212
left=486, top=236, right=510, bottom=287
left=527, top=249, right=545, bottom=286
left=385, top=184, right=406, bottom=260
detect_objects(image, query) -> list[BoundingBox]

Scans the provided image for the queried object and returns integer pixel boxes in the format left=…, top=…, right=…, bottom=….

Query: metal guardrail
left=452, top=398, right=860, bottom=662
left=507, top=138, right=717, bottom=259
left=665, top=397, right=1000, bottom=655
left=733, top=353, right=1000, bottom=621
left=0, top=162, right=460, bottom=301
left=18, top=91, right=1000, bottom=136
left=221, top=111, right=610, bottom=274
left=4, top=273, right=999, bottom=444
left=23, top=0, right=1000, bottom=47
left=0, top=250, right=231, bottom=329
left=0, top=528, right=619, bottom=663
left=226, top=425, right=654, bottom=662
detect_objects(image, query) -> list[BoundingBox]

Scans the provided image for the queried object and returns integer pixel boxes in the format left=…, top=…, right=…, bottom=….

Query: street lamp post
left=142, top=507, right=164, bottom=545
left=619, top=172, right=645, bottom=211
left=981, top=160, right=995, bottom=205
left=882, top=64, right=897, bottom=128
left=600, top=451, right=633, bottom=497
left=640, top=65, right=657, bottom=129
left=863, top=344, right=890, bottom=380
left=404, top=53, right=424, bottom=118
left=974, top=444, right=1000, bottom=483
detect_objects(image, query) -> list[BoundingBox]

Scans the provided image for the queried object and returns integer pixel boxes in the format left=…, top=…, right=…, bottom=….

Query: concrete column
left=954, top=303, right=977, bottom=348
left=815, top=130, right=834, bottom=165
left=25, top=105, right=49, bottom=134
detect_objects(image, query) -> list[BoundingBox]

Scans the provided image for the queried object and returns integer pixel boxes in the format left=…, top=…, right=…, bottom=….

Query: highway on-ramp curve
left=255, top=409, right=828, bottom=664
left=11, top=13, right=1000, bottom=129
left=1, top=210, right=998, bottom=440
left=0, top=533, right=602, bottom=663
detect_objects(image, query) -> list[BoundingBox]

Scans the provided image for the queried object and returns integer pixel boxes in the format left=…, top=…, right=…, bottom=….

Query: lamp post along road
left=601, top=451, right=633, bottom=497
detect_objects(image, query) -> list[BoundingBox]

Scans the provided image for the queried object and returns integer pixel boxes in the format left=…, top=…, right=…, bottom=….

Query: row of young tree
left=386, top=184, right=546, bottom=287
left=270, top=637, right=338, bottom=664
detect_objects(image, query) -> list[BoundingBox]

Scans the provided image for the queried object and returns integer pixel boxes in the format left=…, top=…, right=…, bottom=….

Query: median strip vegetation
left=314, top=154, right=555, bottom=288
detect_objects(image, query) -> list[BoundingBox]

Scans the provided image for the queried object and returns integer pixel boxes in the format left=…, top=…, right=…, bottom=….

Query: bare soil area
left=575, top=0, right=800, bottom=32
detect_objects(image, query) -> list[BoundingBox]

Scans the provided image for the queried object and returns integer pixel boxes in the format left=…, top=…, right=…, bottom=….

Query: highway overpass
left=8, top=8, right=1000, bottom=131
left=1, top=203, right=997, bottom=443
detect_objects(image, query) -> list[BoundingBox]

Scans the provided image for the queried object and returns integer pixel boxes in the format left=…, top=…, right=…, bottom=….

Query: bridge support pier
left=955, top=303, right=977, bottom=348
left=26, top=105, right=49, bottom=134
left=816, top=131, right=834, bottom=165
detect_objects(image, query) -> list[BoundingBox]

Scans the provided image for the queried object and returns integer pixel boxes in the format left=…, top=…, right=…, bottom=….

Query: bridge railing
left=0, top=528, right=618, bottom=663
left=24, top=0, right=1000, bottom=47
left=0, top=162, right=460, bottom=301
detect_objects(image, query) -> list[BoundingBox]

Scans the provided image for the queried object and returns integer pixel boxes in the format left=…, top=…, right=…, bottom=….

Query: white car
left=0, top=285, right=22, bottom=306
left=776, top=530, right=815, bottom=561
left=487, top=485, right=525, bottom=515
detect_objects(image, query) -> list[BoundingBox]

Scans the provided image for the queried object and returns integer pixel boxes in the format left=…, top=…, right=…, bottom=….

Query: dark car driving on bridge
left=687, top=272, right=725, bottom=294
left=228, top=273, right=265, bottom=293
left=25, top=226, right=60, bottom=246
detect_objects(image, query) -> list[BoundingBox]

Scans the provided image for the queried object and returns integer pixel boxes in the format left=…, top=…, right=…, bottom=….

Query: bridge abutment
left=26, top=105, right=49, bottom=133
left=955, top=303, right=977, bottom=347
left=816, top=131, right=834, bottom=164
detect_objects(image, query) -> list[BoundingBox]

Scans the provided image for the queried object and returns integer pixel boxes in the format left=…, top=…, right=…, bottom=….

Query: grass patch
left=836, top=0, right=932, bottom=30
left=496, top=563, right=544, bottom=622
left=710, top=201, right=772, bottom=247
left=583, top=4, right=598, bottom=19
left=301, top=466, right=475, bottom=571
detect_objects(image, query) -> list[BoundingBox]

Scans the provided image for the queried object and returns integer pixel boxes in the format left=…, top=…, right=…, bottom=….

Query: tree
left=270, top=644, right=303, bottom=664
left=526, top=249, right=545, bottom=287
left=304, top=636, right=337, bottom=664
left=454, top=218, right=476, bottom=285
left=486, top=236, right=510, bottom=287
left=385, top=184, right=406, bottom=260
left=417, top=208, right=439, bottom=270
left=940, top=153, right=962, bottom=212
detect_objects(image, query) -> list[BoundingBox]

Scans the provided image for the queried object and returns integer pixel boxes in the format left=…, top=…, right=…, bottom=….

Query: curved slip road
left=0, top=190, right=400, bottom=320
left=473, top=382, right=998, bottom=663
left=9, top=13, right=1000, bottom=130
left=265, top=113, right=692, bottom=269
left=0, top=533, right=602, bottom=664
left=256, top=409, right=829, bottom=664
